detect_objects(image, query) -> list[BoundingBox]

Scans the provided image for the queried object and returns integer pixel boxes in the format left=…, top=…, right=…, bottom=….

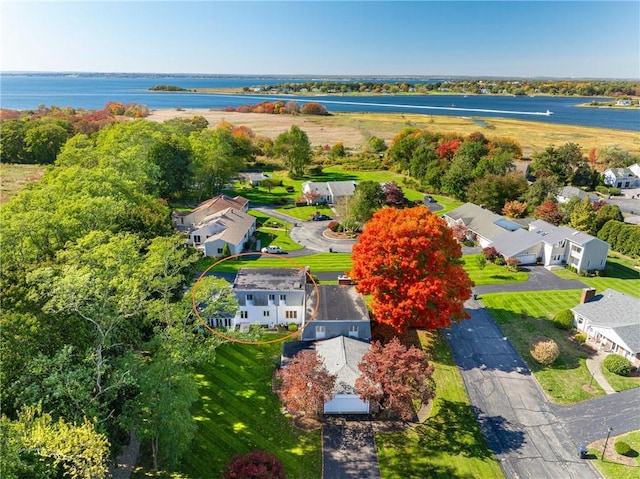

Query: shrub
left=603, top=354, right=631, bottom=376
left=223, top=450, right=286, bottom=479
left=530, top=338, right=560, bottom=366
left=614, top=441, right=631, bottom=456
left=482, top=246, right=499, bottom=261
left=553, top=309, right=574, bottom=330
left=574, top=333, right=587, bottom=344
left=327, top=221, right=340, bottom=232
left=494, top=257, right=506, bottom=266
left=287, top=323, right=298, bottom=332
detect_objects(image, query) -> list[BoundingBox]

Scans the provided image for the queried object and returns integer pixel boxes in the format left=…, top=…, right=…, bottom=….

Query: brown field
left=147, top=109, right=640, bottom=157
left=0, top=163, right=45, bottom=203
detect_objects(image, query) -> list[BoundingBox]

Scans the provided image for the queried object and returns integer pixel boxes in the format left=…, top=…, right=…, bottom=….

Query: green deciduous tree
left=273, top=125, right=312, bottom=178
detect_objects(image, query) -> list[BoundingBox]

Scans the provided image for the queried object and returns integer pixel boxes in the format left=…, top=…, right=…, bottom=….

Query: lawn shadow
left=470, top=405, right=526, bottom=455
left=412, top=399, right=513, bottom=459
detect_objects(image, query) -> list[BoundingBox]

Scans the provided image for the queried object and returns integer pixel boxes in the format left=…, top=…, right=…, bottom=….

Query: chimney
left=580, top=287, right=596, bottom=304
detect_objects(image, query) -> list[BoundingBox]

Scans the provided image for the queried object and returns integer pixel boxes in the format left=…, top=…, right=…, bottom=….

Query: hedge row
left=597, top=220, right=640, bottom=258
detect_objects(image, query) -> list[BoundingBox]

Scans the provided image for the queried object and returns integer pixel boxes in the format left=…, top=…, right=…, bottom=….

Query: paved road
left=323, top=418, right=381, bottom=479
left=446, top=299, right=601, bottom=479
left=551, top=388, right=640, bottom=445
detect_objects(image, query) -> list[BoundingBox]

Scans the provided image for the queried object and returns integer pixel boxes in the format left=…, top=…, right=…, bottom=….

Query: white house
left=316, top=336, right=371, bottom=414
left=572, top=288, right=640, bottom=368
left=173, top=195, right=249, bottom=229
left=188, top=207, right=256, bottom=258
left=232, top=268, right=307, bottom=328
left=603, top=167, right=639, bottom=189
left=528, top=220, right=609, bottom=272
left=301, top=180, right=358, bottom=205
left=556, top=186, right=598, bottom=204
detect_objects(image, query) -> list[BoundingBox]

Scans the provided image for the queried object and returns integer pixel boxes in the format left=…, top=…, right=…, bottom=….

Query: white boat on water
left=545, top=110, right=553, bottom=116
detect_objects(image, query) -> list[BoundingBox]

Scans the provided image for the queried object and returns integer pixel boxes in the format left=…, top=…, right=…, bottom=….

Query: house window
left=571, top=245, right=582, bottom=254
left=280, top=294, right=287, bottom=301
left=349, top=325, right=358, bottom=337
left=217, top=248, right=223, bottom=254
left=240, top=311, right=248, bottom=319
left=269, top=294, right=275, bottom=301
left=246, top=294, right=253, bottom=301
left=315, top=325, right=326, bottom=339
left=263, top=311, right=270, bottom=317
left=286, top=310, right=297, bottom=319
left=193, top=235, right=201, bottom=244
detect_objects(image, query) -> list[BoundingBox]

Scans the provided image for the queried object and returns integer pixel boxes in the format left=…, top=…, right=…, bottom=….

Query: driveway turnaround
left=446, top=299, right=601, bottom=479
left=323, top=417, right=381, bottom=479
left=473, top=265, right=587, bottom=294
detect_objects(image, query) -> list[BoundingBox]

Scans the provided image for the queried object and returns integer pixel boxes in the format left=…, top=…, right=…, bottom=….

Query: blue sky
left=1, top=1, right=638, bottom=78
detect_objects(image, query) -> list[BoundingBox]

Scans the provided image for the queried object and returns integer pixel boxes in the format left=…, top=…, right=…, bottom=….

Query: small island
left=149, top=84, right=190, bottom=92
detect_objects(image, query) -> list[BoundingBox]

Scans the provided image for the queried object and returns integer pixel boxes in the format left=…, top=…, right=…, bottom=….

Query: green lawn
left=224, top=166, right=463, bottom=213
left=480, top=291, right=607, bottom=404
left=589, top=430, right=640, bottom=479
left=600, top=366, right=640, bottom=392
left=275, top=204, right=334, bottom=221
left=200, top=252, right=353, bottom=275
left=551, top=254, right=640, bottom=298
left=176, top=340, right=322, bottom=479
left=463, top=255, right=529, bottom=285
left=376, top=331, right=505, bottom=479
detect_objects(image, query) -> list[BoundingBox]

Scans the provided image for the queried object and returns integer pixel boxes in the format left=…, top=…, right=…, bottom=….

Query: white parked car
left=261, top=245, right=283, bottom=254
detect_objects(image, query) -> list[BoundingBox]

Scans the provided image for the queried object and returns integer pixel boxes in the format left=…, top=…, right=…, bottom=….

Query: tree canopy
left=350, top=206, right=473, bottom=333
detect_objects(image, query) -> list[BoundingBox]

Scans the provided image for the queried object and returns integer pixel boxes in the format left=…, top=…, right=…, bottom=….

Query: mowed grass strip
left=177, top=340, right=321, bottom=479
left=480, top=290, right=607, bottom=404
left=463, top=254, right=529, bottom=285
left=600, top=366, right=640, bottom=392
left=201, top=252, right=352, bottom=274
left=552, top=254, right=640, bottom=298
left=376, top=331, right=505, bottom=479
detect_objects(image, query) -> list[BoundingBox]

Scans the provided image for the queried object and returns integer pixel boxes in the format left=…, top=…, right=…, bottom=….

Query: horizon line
left=2, top=71, right=637, bottom=81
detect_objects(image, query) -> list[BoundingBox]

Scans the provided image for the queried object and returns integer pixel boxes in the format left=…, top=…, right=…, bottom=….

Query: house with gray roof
left=443, top=202, right=524, bottom=248
left=571, top=288, right=640, bottom=367
left=231, top=268, right=307, bottom=328
left=557, top=186, right=598, bottom=204
left=302, top=285, right=371, bottom=341
left=301, top=180, right=358, bottom=205
left=188, top=207, right=256, bottom=258
left=281, top=336, right=371, bottom=414
left=603, top=166, right=639, bottom=189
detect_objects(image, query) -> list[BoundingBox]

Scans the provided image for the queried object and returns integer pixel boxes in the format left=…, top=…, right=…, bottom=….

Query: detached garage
left=315, top=336, right=371, bottom=415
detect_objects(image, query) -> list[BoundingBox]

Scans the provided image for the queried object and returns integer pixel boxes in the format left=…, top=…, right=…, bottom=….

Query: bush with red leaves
left=223, top=450, right=286, bottom=479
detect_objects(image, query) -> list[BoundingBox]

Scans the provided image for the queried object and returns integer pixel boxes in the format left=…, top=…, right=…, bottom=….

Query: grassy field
left=551, top=254, right=640, bottom=298
left=376, top=330, right=505, bottom=478
left=463, top=254, right=529, bottom=285
left=200, top=252, right=353, bottom=275
left=589, top=430, right=640, bottom=479
left=150, top=109, right=640, bottom=156
left=479, top=290, right=607, bottom=404
left=174, top=340, right=321, bottom=479
left=0, top=163, right=45, bottom=203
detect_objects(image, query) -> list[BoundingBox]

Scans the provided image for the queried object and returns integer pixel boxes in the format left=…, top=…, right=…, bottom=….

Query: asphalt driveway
left=446, top=298, right=601, bottom=479
left=323, top=417, right=381, bottom=479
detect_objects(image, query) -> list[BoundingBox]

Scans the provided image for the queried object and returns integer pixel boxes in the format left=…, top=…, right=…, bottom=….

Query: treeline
left=0, top=116, right=271, bottom=475
left=0, top=102, right=150, bottom=164
left=149, top=84, right=190, bottom=91
left=224, top=100, right=329, bottom=116
left=598, top=220, right=640, bottom=257
left=244, top=79, right=640, bottom=97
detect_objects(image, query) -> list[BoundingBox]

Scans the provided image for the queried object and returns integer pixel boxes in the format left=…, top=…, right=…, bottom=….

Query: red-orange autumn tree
left=355, top=337, right=435, bottom=420
left=276, top=350, right=336, bottom=417
left=350, top=206, right=473, bottom=333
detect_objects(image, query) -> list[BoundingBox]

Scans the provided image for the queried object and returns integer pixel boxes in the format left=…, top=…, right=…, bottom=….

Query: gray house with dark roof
left=301, top=180, right=358, bottom=204
left=302, top=285, right=371, bottom=341
left=572, top=288, right=640, bottom=367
